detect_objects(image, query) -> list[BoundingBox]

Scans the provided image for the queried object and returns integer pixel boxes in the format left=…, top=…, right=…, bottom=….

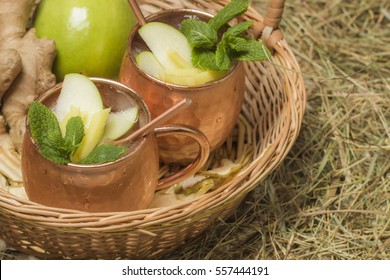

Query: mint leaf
left=40, top=146, right=70, bottom=164
left=232, top=39, right=272, bottom=61
left=223, top=21, right=253, bottom=38
left=63, top=116, right=84, bottom=155
left=227, top=36, right=248, bottom=52
left=28, top=101, right=63, bottom=149
left=180, top=19, right=217, bottom=48
left=192, top=49, right=219, bottom=71
left=28, top=101, right=72, bottom=163
left=219, top=21, right=253, bottom=58
left=208, top=0, right=249, bottom=31
left=78, top=144, right=127, bottom=165
left=216, top=43, right=230, bottom=71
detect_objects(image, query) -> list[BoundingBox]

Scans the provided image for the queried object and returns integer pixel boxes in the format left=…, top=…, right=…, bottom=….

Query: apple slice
left=163, top=69, right=226, bottom=86
left=167, top=50, right=193, bottom=69
left=161, top=72, right=196, bottom=86
left=103, top=107, right=139, bottom=140
left=54, top=73, right=110, bottom=163
left=138, top=22, right=192, bottom=70
left=71, top=108, right=111, bottom=163
left=192, top=70, right=226, bottom=85
left=137, top=51, right=224, bottom=86
left=54, top=73, right=103, bottom=122
left=136, top=51, right=165, bottom=79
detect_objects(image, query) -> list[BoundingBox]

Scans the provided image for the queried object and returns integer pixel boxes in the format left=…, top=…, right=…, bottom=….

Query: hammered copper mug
left=119, top=9, right=246, bottom=163
left=21, top=78, right=210, bottom=212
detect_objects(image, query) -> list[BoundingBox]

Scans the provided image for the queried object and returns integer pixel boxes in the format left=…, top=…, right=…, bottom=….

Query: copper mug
left=119, top=9, right=246, bottom=163
left=21, top=78, right=210, bottom=212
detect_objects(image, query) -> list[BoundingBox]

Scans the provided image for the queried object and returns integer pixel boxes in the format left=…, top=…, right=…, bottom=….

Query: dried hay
left=163, top=0, right=390, bottom=260
left=1, top=0, right=389, bottom=259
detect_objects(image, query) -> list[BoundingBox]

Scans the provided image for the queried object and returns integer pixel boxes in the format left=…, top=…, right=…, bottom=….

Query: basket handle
left=252, top=0, right=285, bottom=52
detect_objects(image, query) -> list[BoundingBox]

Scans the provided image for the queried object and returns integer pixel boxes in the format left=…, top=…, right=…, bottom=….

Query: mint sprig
left=28, top=101, right=74, bottom=164
left=28, top=101, right=127, bottom=165
left=180, top=0, right=271, bottom=71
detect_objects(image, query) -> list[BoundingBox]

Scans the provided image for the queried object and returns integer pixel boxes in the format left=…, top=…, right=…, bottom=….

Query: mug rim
left=26, top=77, right=152, bottom=170
left=127, top=8, right=242, bottom=90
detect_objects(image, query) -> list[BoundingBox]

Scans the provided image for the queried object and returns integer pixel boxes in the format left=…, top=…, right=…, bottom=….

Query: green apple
left=138, top=22, right=192, bottom=70
left=34, top=0, right=137, bottom=81
left=103, top=107, right=139, bottom=140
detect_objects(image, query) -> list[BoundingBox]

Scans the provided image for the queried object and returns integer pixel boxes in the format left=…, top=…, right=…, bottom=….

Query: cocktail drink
left=120, top=9, right=246, bottom=163
left=21, top=77, right=209, bottom=212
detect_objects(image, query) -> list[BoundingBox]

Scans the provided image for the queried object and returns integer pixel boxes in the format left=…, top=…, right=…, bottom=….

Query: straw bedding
left=161, top=0, right=389, bottom=260
left=1, top=0, right=389, bottom=259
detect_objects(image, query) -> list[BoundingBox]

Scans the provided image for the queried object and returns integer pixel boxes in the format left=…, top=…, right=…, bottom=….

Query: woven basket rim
left=0, top=0, right=306, bottom=259
left=0, top=0, right=305, bottom=222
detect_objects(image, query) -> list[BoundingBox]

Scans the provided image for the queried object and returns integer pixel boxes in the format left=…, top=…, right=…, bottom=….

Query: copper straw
left=115, top=98, right=192, bottom=144
left=128, top=0, right=147, bottom=26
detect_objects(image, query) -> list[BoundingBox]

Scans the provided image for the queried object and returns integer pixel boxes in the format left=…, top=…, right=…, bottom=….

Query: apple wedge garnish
left=103, top=107, right=139, bottom=140
left=138, top=22, right=192, bottom=70
left=137, top=50, right=225, bottom=86
left=167, top=50, right=193, bottom=69
left=160, top=73, right=197, bottom=87
left=163, top=68, right=226, bottom=86
left=54, top=73, right=111, bottom=163
left=54, top=73, right=103, bottom=124
left=136, top=51, right=165, bottom=79
left=137, top=23, right=227, bottom=86
left=71, top=108, right=111, bottom=163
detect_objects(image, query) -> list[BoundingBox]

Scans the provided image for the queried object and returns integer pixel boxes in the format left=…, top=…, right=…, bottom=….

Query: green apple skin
left=34, top=0, right=136, bottom=81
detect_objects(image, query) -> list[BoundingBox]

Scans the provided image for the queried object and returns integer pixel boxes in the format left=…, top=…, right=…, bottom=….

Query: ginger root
left=0, top=0, right=56, bottom=152
left=0, top=49, right=22, bottom=101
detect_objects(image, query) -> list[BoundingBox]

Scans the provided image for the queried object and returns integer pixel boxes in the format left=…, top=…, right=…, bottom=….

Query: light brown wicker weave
left=0, top=0, right=306, bottom=259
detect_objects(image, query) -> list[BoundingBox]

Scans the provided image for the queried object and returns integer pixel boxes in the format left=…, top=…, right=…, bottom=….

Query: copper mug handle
left=154, top=125, right=210, bottom=190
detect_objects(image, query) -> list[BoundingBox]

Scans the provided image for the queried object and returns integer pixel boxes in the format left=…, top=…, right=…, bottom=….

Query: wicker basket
left=0, top=0, right=305, bottom=259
